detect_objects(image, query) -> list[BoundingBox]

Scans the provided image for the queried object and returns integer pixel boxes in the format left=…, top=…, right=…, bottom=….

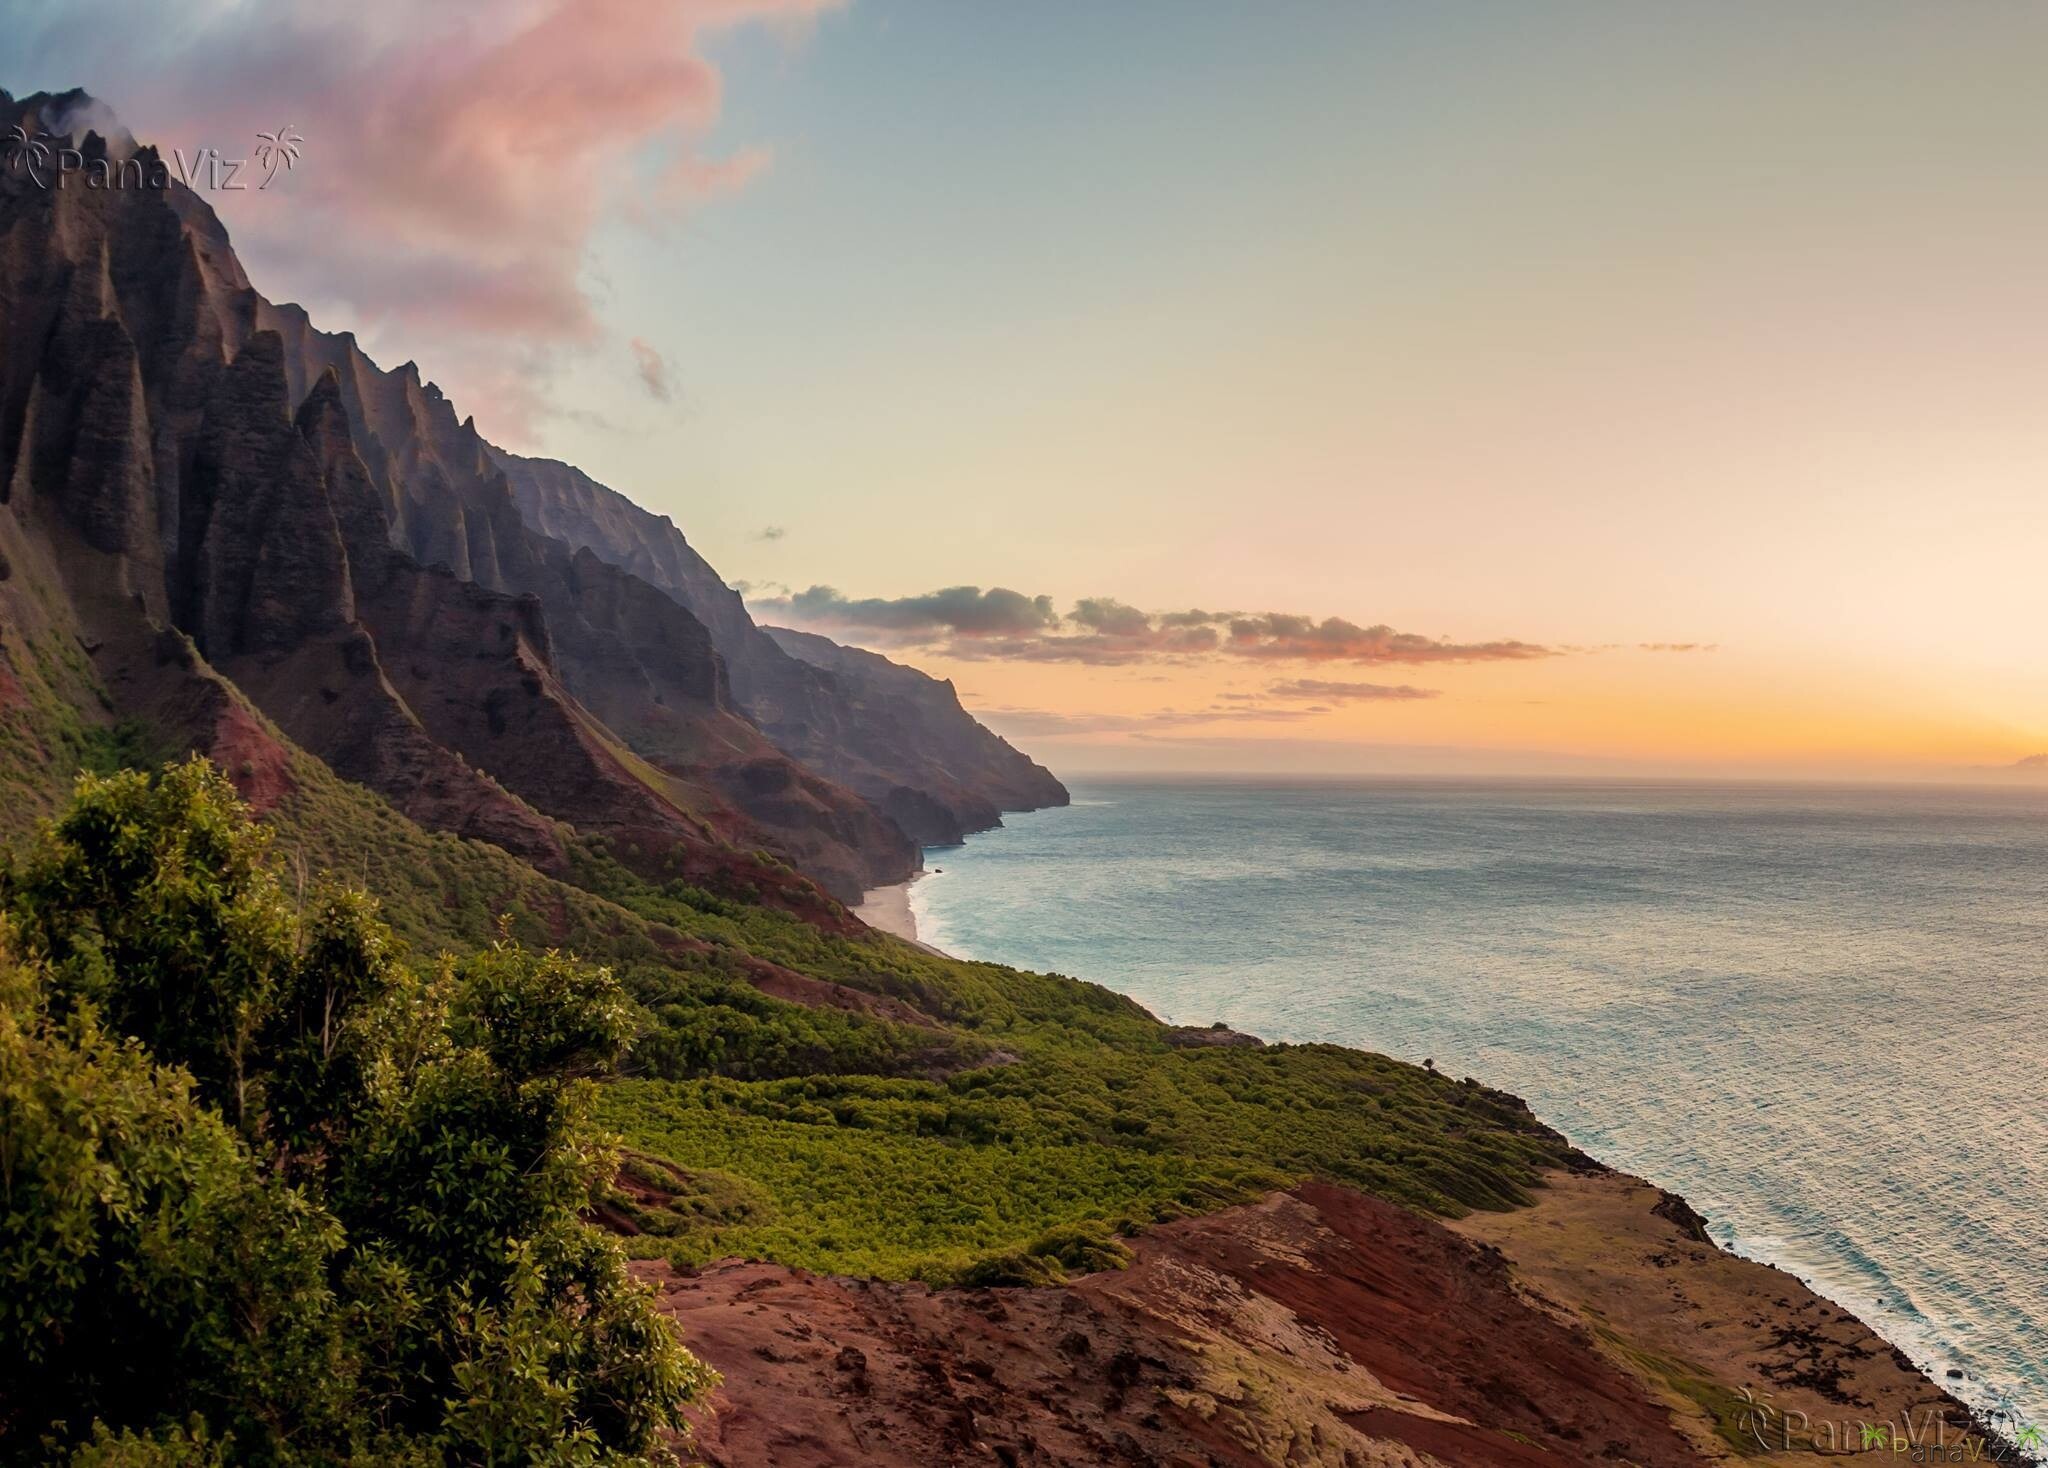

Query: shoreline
left=856, top=874, right=952, bottom=957
left=880, top=809, right=2023, bottom=1439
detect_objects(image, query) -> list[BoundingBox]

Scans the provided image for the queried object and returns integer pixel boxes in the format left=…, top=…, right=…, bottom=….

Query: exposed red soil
left=737, top=954, right=947, bottom=1030
left=618, top=916, right=939, bottom=1028
left=638, top=1181, right=1704, bottom=1467
left=99, top=628, right=299, bottom=813
left=589, top=1156, right=691, bottom=1237
left=1342, top=1408, right=1560, bottom=1467
left=1450, top=1169, right=1986, bottom=1462
left=203, top=696, right=297, bottom=812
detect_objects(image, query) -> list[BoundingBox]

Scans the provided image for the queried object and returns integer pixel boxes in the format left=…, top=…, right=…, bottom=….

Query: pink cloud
left=14, top=0, right=837, bottom=436
left=1265, top=679, right=1441, bottom=701
left=630, top=337, right=675, bottom=402
left=647, top=142, right=776, bottom=213
left=972, top=705, right=1321, bottom=738
left=1222, top=614, right=1551, bottom=664
left=751, top=585, right=1556, bottom=668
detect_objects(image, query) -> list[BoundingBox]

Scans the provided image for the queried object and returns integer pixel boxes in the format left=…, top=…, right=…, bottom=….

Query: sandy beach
left=857, top=876, right=925, bottom=946
left=858, top=875, right=962, bottom=958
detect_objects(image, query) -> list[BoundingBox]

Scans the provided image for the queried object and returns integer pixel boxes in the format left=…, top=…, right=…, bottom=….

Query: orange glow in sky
left=24, top=3, right=2046, bottom=777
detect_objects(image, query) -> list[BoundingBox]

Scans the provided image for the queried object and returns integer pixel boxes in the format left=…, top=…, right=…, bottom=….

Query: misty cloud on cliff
left=5, top=0, right=837, bottom=437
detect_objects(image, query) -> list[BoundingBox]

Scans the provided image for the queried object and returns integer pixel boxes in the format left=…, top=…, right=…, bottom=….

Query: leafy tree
left=0, top=936, right=355, bottom=1456
left=0, top=760, right=713, bottom=1465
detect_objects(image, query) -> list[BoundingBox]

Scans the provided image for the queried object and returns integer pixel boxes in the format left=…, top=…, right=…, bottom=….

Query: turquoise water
left=911, top=778, right=2048, bottom=1429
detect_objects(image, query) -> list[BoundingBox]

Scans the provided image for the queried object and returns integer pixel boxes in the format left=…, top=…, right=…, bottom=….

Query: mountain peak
left=4, top=88, right=134, bottom=154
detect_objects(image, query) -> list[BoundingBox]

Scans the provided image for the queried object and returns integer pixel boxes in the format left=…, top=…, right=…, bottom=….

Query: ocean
left=909, top=777, right=2048, bottom=1427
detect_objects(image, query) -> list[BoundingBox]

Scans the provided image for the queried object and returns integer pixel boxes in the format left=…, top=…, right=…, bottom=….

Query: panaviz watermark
left=1735, top=1385, right=2043, bottom=1461
left=3, top=123, right=302, bottom=190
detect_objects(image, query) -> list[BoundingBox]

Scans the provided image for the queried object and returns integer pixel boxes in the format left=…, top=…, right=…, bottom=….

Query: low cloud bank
left=749, top=585, right=1557, bottom=669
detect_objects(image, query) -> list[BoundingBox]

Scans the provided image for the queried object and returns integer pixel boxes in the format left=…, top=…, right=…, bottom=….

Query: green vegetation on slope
left=261, top=770, right=980, bottom=1087
left=260, top=750, right=656, bottom=961
left=0, top=762, right=708, bottom=1465
left=0, top=614, right=133, bottom=834
left=569, top=834, right=1581, bottom=1281
left=599, top=1040, right=1568, bottom=1281
left=6, top=734, right=1580, bottom=1304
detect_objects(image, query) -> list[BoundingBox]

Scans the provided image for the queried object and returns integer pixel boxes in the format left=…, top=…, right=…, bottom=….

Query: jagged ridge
left=0, top=88, right=911, bottom=905
left=491, top=447, right=1069, bottom=846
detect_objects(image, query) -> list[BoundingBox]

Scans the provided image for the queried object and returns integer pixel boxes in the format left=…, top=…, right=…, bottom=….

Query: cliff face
left=491, top=448, right=1070, bottom=846
left=0, top=88, right=909, bottom=905
left=242, top=302, right=919, bottom=899
left=763, top=625, right=1068, bottom=846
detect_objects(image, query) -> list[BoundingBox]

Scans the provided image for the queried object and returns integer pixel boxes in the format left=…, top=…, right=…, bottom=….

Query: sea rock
left=1163, top=1022, right=1266, bottom=1049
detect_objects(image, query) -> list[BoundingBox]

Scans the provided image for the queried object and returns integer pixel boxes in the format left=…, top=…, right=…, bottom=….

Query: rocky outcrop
left=1448, top=1169, right=1989, bottom=1458
left=491, top=448, right=1069, bottom=846
left=179, top=331, right=353, bottom=657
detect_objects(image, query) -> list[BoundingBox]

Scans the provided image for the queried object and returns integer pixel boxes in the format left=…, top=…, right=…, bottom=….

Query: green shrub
left=955, top=1250, right=1066, bottom=1289
left=0, top=761, right=713, bottom=1465
left=1027, top=1222, right=1135, bottom=1275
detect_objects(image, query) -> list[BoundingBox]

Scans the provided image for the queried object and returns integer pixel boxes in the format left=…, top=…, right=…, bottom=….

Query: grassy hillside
left=3, top=713, right=1580, bottom=1289
left=311, top=770, right=1582, bottom=1283
left=0, top=588, right=130, bottom=834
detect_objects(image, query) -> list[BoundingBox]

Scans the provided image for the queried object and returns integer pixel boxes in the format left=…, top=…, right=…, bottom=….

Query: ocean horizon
left=908, top=775, right=2048, bottom=1429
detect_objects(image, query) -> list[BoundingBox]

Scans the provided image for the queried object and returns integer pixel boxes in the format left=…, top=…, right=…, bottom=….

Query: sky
left=9, top=1, right=2048, bottom=777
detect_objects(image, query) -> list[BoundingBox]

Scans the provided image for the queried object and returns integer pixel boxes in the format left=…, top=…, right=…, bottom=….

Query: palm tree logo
left=1733, top=1388, right=1777, bottom=1451
left=253, top=124, right=303, bottom=189
left=4, top=125, right=53, bottom=187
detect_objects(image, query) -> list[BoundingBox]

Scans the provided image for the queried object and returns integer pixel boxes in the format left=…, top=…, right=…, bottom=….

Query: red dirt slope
left=638, top=1180, right=1703, bottom=1467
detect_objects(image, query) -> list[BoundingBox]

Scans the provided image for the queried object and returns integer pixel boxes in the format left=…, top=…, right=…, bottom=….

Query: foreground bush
left=0, top=760, right=712, bottom=1465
